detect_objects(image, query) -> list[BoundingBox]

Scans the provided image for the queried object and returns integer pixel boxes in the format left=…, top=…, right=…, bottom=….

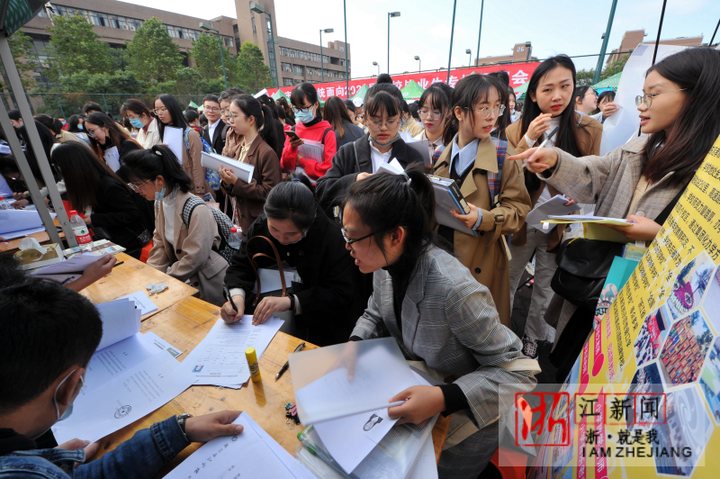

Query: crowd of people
left=2, top=46, right=720, bottom=479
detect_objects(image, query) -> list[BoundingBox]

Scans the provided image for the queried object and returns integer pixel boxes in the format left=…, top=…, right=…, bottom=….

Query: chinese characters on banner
left=267, top=62, right=540, bottom=100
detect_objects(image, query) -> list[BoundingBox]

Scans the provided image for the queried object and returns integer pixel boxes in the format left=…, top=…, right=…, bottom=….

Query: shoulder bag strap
left=245, top=235, right=287, bottom=306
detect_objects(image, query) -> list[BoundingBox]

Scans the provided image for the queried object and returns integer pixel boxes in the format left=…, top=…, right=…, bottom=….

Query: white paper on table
left=164, top=412, right=314, bottom=479
left=163, top=126, right=185, bottom=164
left=30, top=253, right=101, bottom=284
left=526, top=195, right=582, bottom=232
left=103, top=146, right=121, bottom=172
left=117, top=291, right=159, bottom=316
left=0, top=226, right=47, bottom=240
left=201, top=151, right=255, bottom=183
left=94, top=299, right=141, bottom=351
left=377, top=158, right=404, bottom=175
left=182, top=317, right=284, bottom=386
left=143, top=331, right=183, bottom=358
left=0, top=209, right=43, bottom=234
left=297, top=139, right=324, bottom=163
left=252, top=267, right=297, bottom=294
left=52, top=352, right=191, bottom=444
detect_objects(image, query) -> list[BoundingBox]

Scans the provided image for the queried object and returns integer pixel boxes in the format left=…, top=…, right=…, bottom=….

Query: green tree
left=576, top=68, right=595, bottom=86
left=45, top=14, right=112, bottom=82
left=600, top=54, right=630, bottom=81
left=0, top=30, right=38, bottom=93
left=236, top=42, right=271, bottom=93
left=125, top=17, right=183, bottom=85
left=190, top=33, right=237, bottom=84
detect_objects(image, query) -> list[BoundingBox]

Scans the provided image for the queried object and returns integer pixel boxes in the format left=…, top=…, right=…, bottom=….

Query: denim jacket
left=0, top=417, right=189, bottom=479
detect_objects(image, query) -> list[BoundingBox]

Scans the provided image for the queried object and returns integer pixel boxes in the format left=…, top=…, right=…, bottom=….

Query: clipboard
left=427, top=174, right=477, bottom=237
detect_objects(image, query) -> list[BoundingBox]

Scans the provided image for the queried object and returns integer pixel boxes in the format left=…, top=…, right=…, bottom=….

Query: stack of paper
left=0, top=209, right=44, bottom=239
left=31, top=253, right=107, bottom=285
left=163, top=126, right=185, bottom=164
left=297, top=139, right=324, bottom=163
left=525, top=195, right=582, bottom=232
left=182, top=316, right=284, bottom=388
left=400, top=132, right=431, bottom=167
left=201, top=151, right=255, bottom=183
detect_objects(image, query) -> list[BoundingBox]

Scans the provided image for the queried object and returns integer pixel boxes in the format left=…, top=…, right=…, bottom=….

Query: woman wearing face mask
left=316, top=83, right=425, bottom=218
left=121, top=99, right=160, bottom=149
left=280, top=83, right=337, bottom=181
left=221, top=176, right=358, bottom=346
left=414, top=83, right=454, bottom=165
left=433, top=74, right=531, bottom=328
left=504, top=55, right=602, bottom=359
left=67, top=115, right=89, bottom=143
left=341, top=166, right=536, bottom=479
left=121, top=146, right=229, bottom=306
left=399, top=100, right=424, bottom=137
left=85, top=112, right=142, bottom=163
left=218, top=94, right=281, bottom=234
left=154, top=94, right=212, bottom=198
left=509, top=47, right=720, bottom=381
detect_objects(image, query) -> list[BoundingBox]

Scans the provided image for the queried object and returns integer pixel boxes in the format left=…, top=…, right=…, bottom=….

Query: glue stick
left=246, top=347, right=261, bottom=382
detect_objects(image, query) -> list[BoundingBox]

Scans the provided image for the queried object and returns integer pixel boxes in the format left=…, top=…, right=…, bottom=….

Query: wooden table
left=80, top=252, right=199, bottom=320
left=0, top=230, right=52, bottom=254
left=88, top=296, right=449, bottom=475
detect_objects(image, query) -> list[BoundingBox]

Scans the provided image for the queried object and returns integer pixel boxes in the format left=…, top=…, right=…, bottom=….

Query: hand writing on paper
left=449, top=202, right=480, bottom=230
left=355, top=172, right=373, bottom=182
left=219, top=167, right=238, bottom=187
left=56, top=439, right=100, bottom=465
left=221, top=295, right=246, bottom=323
left=388, top=386, right=445, bottom=425
left=507, top=147, right=558, bottom=174
left=328, top=340, right=358, bottom=381
left=252, top=296, right=291, bottom=325
left=184, top=410, right=244, bottom=442
left=65, top=254, right=117, bottom=292
left=604, top=214, right=661, bottom=242
left=11, top=199, right=29, bottom=209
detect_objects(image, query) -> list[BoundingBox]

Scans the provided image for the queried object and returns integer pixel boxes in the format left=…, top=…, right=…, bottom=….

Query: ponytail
left=120, top=145, right=192, bottom=193
left=259, top=104, right=279, bottom=156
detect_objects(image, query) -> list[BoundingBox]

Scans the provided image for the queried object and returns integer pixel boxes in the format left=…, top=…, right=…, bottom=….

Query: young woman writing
left=509, top=47, right=720, bottom=380
left=433, top=74, right=531, bottom=328
left=121, top=99, right=160, bottom=149
left=85, top=112, right=142, bottom=163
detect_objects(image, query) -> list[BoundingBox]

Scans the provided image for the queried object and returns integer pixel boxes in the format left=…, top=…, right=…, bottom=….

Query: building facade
left=605, top=29, right=705, bottom=65
left=21, top=0, right=350, bottom=88
left=474, top=42, right=536, bottom=66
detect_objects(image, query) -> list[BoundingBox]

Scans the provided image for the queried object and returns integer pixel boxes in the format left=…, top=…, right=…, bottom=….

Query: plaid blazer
left=351, top=245, right=536, bottom=430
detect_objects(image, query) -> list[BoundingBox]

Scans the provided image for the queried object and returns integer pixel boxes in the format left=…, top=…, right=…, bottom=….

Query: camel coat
left=434, top=135, right=531, bottom=327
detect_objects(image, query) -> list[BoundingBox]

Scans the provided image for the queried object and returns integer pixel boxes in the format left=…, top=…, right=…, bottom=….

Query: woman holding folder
left=433, top=74, right=531, bottom=328
left=508, top=47, right=720, bottom=381
left=218, top=94, right=281, bottom=234
left=342, top=166, right=537, bottom=478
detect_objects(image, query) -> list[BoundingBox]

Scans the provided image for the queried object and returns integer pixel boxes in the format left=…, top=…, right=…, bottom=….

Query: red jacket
left=280, top=120, right=337, bottom=180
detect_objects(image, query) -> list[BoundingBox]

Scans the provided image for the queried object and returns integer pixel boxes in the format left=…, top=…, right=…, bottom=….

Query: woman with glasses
left=221, top=176, right=358, bottom=346
left=316, top=83, right=425, bottom=217
left=413, top=83, right=454, bottom=165
left=504, top=55, right=602, bottom=359
left=51, top=142, right=148, bottom=258
left=121, top=146, right=229, bottom=305
left=341, top=165, right=536, bottom=478
left=218, top=94, right=281, bottom=234
left=121, top=99, right=160, bottom=149
left=434, top=74, right=531, bottom=329
left=84, top=112, right=142, bottom=165
left=509, top=47, right=720, bottom=381
left=280, top=83, right=337, bottom=181
left=154, top=94, right=212, bottom=199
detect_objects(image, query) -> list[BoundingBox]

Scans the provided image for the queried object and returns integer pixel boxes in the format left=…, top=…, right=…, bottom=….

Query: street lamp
left=414, top=55, right=420, bottom=74
left=199, top=22, right=228, bottom=90
left=525, top=41, right=532, bottom=62
left=372, top=61, right=379, bottom=76
left=249, top=2, right=279, bottom=88
left=319, top=28, right=334, bottom=83
left=466, top=49, right=471, bottom=67
left=475, top=0, right=484, bottom=67
left=387, top=11, right=400, bottom=74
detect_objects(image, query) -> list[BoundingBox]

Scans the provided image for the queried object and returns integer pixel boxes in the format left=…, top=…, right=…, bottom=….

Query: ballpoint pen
left=523, top=126, right=559, bottom=168
left=276, top=342, right=305, bottom=380
left=223, top=286, right=238, bottom=312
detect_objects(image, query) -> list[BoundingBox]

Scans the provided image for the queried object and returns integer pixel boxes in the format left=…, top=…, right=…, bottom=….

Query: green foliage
left=0, top=30, right=38, bottom=92
left=191, top=33, right=237, bottom=84
left=576, top=68, right=595, bottom=86
left=600, top=54, right=630, bottom=81
left=45, top=14, right=112, bottom=82
left=236, top=42, right=272, bottom=93
left=125, top=17, right=183, bottom=85
left=48, top=70, right=145, bottom=116
left=109, top=48, right=129, bottom=71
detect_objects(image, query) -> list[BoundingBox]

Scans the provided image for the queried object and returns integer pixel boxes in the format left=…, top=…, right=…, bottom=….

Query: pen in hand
left=276, top=342, right=305, bottom=380
left=223, top=286, right=238, bottom=312
left=524, top=126, right=559, bottom=169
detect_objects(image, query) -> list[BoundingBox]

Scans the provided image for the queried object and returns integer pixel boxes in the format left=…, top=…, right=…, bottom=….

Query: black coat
left=316, top=133, right=425, bottom=217
left=202, top=120, right=227, bottom=154
left=224, top=207, right=360, bottom=346
left=90, top=176, right=144, bottom=257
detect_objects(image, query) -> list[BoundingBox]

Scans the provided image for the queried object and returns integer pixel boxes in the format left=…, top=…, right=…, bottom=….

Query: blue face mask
left=155, top=186, right=166, bottom=202
left=77, top=124, right=83, bottom=131
left=295, top=106, right=315, bottom=124
left=130, top=118, right=144, bottom=129
left=54, top=369, right=84, bottom=423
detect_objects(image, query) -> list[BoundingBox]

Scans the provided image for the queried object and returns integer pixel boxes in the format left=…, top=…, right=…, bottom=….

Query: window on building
left=234, top=37, right=240, bottom=48
left=108, top=15, right=128, bottom=29
left=289, top=49, right=297, bottom=58
left=293, top=65, right=303, bottom=76
left=89, top=12, right=109, bottom=27
left=224, top=37, right=233, bottom=47
left=67, top=8, right=88, bottom=19
left=294, top=79, right=302, bottom=84
left=251, top=17, right=256, bottom=34
left=128, top=19, right=143, bottom=30
left=54, top=6, right=67, bottom=16
left=339, top=46, right=344, bottom=52
left=281, top=48, right=289, bottom=56
left=281, top=63, right=292, bottom=72
left=188, top=30, right=200, bottom=41
left=38, top=8, right=47, bottom=17
left=165, top=25, right=176, bottom=38
left=176, top=28, right=189, bottom=39
left=323, top=55, right=329, bottom=64
left=283, top=78, right=294, bottom=86
left=233, top=24, right=239, bottom=33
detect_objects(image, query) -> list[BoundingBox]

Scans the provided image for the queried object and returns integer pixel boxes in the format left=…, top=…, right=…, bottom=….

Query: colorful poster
left=266, top=62, right=540, bottom=101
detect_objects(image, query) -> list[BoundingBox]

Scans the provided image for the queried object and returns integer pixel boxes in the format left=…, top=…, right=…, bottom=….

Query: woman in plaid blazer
left=342, top=165, right=538, bottom=479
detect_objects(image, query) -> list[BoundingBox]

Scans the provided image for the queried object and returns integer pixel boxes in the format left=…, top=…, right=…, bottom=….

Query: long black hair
left=264, top=176, right=317, bottom=231
left=67, top=115, right=83, bottom=133
left=231, top=94, right=279, bottom=156
left=442, top=74, right=502, bottom=145
left=120, top=145, right=192, bottom=193
left=154, top=94, right=187, bottom=140
left=642, top=47, right=720, bottom=186
left=290, top=83, right=322, bottom=121
left=17, top=121, right=61, bottom=184
left=342, top=163, right=436, bottom=265
left=487, top=71, right=511, bottom=141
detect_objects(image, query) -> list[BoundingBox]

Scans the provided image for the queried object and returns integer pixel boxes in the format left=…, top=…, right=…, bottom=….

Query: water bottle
left=0, top=196, right=10, bottom=210
left=69, top=210, right=93, bottom=252
left=228, top=227, right=241, bottom=249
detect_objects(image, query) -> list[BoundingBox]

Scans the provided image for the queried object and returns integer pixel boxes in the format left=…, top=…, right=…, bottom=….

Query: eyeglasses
left=292, top=106, right=314, bottom=114
left=128, top=181, right=148, bottom=193
left=226, top=112, right=247, bottom=122
left=204, top=106, right=220, bottom=112
left=86, top=127, right=101, bottom=138
left=418, top=109, right=443, bottom=120
left=634, top=89, right=687, bottom=109
left=153, top=106, right=168, bottom=115
left=341, top=228, right=376, bottom=251
left=466, top=104, right=506, bottom=119
left=367, top=118, right=400, bottom=130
